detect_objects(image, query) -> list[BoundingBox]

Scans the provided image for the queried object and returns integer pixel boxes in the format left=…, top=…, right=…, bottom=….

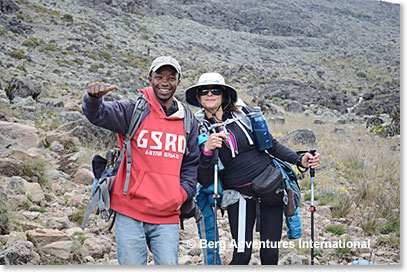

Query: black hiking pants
left=227, top=198, right=283, bottom=265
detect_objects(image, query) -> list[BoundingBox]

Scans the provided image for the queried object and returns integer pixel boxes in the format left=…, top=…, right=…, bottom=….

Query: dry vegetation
left=269, top=111, right=400, bottom=247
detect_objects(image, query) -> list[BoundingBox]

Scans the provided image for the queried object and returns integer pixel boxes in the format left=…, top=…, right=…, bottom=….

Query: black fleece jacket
left=197, top=113, right=301, bottom=189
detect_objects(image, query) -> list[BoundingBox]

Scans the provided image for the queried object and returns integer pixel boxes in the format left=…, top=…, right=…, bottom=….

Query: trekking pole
left=309, top=149, right=316, bottom=265
left=213, top=149, right=219, bottom=265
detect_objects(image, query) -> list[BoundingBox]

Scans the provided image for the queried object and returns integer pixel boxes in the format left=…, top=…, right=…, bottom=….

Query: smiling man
left=82, top=56, right=199, bottom=265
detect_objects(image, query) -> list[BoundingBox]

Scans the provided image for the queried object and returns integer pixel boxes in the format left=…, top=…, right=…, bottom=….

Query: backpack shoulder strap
left=116, top=94, right=149, bottom=195
left=179, top=101, right=194, bottom=155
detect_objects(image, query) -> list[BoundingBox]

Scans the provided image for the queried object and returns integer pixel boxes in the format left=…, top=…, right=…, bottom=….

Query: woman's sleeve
left=197, top=148, right=216, bottom=187
left=267, top=136, right=302, bottom=165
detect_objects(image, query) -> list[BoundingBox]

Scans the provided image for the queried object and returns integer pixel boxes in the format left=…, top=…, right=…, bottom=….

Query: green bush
left=89, top=63, right=99, bottom=72
left=331, top=196, right=352, bottom=218
left=68, top=209, right=86, bottom=225
left=61, top=14, right=73, bottom=23
left=325, top=224, right=345, bottom=235
left=0, top=27, right=7, bottom=35
left=98, top=50, right=112, bottom=62
left=10, top=49, right=25, bottom=60
left=21, top=159, right=46, bottom=177
left=22, top=39, right=36, bottom=47
left=356, top=71, right=367, bottom=78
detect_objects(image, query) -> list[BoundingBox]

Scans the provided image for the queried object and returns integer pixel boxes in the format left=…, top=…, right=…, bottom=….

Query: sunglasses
left=198, top=87, right=224, bottom=96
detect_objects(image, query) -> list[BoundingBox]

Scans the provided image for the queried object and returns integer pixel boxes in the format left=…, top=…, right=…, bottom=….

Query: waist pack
left=234, top=163, right=285, bottom=206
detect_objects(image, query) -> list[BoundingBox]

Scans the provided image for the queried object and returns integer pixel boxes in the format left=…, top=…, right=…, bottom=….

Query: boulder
left=22, top=180, right=45, bottom=204
left=25, top=229, right=71, bottom=248
left=73, top=167, right=93, bottom=185
left=0, top=158, right=23, bottom=177
left=82, top=237, right=112, bottom=259
left=281, top=129, right=316, bottom=147
left=5, top=76, right=45, bottom=101
left=279, top=252, right=302, bottom=265
left=284, top=101, right=304, bottom=113
left=0, top=121, right=39, bottom=156
left=5, top=231, right=27, bottom=248
left=0, top=240, right=40, bottom=265
left=42, top=240, right=73, bottom=260
left=0, top=0, right=20, bottom=14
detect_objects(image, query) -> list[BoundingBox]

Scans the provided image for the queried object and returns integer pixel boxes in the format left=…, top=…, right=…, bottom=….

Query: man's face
left=148, top=65, right=180, bottom=108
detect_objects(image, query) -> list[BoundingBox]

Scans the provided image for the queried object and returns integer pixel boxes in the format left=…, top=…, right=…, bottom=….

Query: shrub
left=356, top=71, right=367, bottom=78
left=68, top=209, right=86, bottom=225
left=61, top=14, right=73, bottom=23
left=330, top=195, right=352, bottom=218
left=98, top=50, right=112, bottom=62
left=325, top=224, right=345, bottom=236
left=378, top=233, right=400, bottom=248
left=0, top=27, right=7, bottom=35
left=335, top=239, right=352, bottom=256
left=76, top=234, right=87, bottom=245
left=21, top=159, right=46, bottom=178
left=361, top=216, right=379, bottom=235
left=22, top=39, right=36, bottom=47
left=10, top=49, right=25, bottom=59
left=89, top=63, right=99, bottom=72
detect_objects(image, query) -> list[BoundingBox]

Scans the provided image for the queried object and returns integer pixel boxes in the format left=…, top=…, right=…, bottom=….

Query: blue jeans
left=115, top=213, right=179, bottom=265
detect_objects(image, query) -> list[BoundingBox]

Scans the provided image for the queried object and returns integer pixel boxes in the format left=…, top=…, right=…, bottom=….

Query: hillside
left=0, top=0, right=400, bottom=266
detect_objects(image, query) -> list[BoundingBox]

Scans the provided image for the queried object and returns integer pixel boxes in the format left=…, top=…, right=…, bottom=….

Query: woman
left=186, top=72, right=320, bottom=265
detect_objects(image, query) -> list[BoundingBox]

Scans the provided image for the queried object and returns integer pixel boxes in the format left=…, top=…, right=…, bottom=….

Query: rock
left=82, top=237, right=112, bottom=259
left=284, top=101, right=304, bottom=113
left=67, top=194, right=86, bottom=207
left=366, top=116, right=383, bottom=128
left=0, top=240, right=40, bottom=265
left=45, top=169, right=71, bottom=183
left=22, top=180, right=45, bottom=203
left=322, top=111, right=336, bottom=118
left=21, top=211, right=40, bottom=221
left=0, top=121, right=39, bottom=156
left=331, top=128, right=345, bottom=134
left=314, top=119, right=325, bottom=124
left=55, top=119, right=116, bottom=150
left=64, top=227, right=84, bottom=238
left=85, top=255, right=95, bottom=263
left=50, top=141, right=65, bottom=153
left=0, top=0, right=20, bottom=14
left=0, top=158, right=23, bottom=177
left=73, top=167, right=93, bottom=185
left=269, top=116, right=285, bottom=124
left=5, top=231, right=27, bottom=248
left=38, top=98, right=65, bottom=108
left=362, top=93, right=374, bottom=100
left=178, top=255, right=192, bottom=265
left=7, top=195, right=30, bottom=211
left=316, top=206, right=331, bottom=218
left=5, top=76, right=44, bottom=101
left=25, top=229, right=71, bottom=248
left=188, top=247, right=202, bottom=256
left=280, top=129, right=316, bottom=147
left=42, top=240, right=73, bottom=260
left=7, top=176, right=26, bottom=193
left=279, top=252, right=301, bottom=265
left=58, top=111, right=84, bottom=122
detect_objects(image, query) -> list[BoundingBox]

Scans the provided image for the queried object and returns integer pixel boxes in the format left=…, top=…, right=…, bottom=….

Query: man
left=82, top=56, right=199, bottom=265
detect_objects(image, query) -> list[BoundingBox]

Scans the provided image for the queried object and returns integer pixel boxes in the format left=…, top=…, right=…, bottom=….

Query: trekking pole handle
left=309, top=149, right=316, bottom=177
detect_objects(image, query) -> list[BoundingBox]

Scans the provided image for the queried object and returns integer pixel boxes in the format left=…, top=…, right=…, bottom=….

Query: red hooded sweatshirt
left=109, top=88, right=189, bottom=224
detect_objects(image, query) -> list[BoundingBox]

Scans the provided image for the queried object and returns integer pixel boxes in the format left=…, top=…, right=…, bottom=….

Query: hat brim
left=185, top=83, right=237, bottom=107
left=149, top=63, right=182, bottom=78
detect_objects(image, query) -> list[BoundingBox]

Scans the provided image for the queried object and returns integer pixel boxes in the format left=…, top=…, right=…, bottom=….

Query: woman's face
left=197, top=85, right=224, bottom=111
